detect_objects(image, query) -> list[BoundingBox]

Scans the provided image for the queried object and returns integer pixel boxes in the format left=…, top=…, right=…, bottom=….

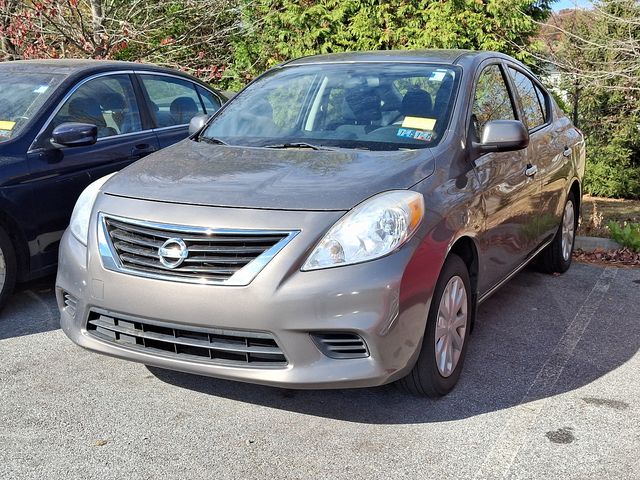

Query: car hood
left=103, top=139, right=435, bottom=211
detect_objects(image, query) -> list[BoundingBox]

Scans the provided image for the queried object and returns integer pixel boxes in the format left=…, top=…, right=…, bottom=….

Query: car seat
left=400, top=89, right=433, bottom=118
left=68, top=97, right=117, bottom=138
left=100, top=92, right=141, bottom=134
left=336, top=87, right=382, bottom=138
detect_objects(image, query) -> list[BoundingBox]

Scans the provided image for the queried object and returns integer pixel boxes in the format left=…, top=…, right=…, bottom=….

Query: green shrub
left=583, top=139, right=640, bottom=199
left=608, top=221, right=640, bottom=252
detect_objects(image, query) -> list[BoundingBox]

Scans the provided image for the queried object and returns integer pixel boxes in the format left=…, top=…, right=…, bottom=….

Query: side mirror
left=189, top=114, right=211, bottom=136
left=474, top=120, right=529, bottom=153
left=51, top=122, right=98, bottom=148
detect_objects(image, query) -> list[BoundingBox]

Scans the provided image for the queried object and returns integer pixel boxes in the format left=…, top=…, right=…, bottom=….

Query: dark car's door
left=136, top=73, right=222, bottom=149
left=26, top=72, right=159, bottom=267
left=505, top=66, right=573, bottom=246
left=470, top=63, right=541, bottom=293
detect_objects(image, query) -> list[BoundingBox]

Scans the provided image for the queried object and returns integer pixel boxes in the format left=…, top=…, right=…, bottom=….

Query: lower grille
left=63, top=292, right=78, bottom=319
left=311, top=333, right=369, bottom=359
left=86, top=310, right=287, bottom=367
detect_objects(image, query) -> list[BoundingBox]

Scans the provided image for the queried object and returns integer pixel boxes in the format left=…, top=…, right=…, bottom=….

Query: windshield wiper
left=199, top=136, right=228, bottom=146
left=262, top=142, right=335, bottom=151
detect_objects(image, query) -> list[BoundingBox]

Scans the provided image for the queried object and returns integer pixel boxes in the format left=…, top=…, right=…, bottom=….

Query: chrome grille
left=311, top=333, right=370, bottom=359
left=86, top=309, right=288, bottom=367
left=98, top=213, right=298, bottom=285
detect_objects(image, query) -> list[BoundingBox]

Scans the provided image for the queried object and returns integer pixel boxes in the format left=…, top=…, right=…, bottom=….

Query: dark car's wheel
left=0, top=225, right=17, bottom=311
left=398, top=254, right=472, bottom=397
left=538, top=192, right=577, bottom=274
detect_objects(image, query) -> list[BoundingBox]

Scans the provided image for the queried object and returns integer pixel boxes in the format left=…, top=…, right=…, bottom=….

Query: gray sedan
left=56, top=50, right=585, bottom=397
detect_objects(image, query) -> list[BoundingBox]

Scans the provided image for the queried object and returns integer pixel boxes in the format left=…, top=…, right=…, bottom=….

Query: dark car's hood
left=103, top=139, right=435, bottom=211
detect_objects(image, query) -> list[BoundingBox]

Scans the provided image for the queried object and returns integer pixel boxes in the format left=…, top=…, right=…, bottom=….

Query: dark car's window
left=140, top=75, right=205, bottom=127
left=197, top=86, right=221, bottom=114
left=508, top=68, right=545, bottom=130
left=201, top=63, right=461, bottom=151
left=471, top=64, right=516, bottom=140
left=0, top=72, right=64, bottom=143
left=49, top=74, right=142, bottom=140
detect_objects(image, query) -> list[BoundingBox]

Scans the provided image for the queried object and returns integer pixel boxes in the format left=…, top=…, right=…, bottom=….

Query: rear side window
left=140, top=75, right=204, bottom=127
left=471, top=64, right=516, bottom=140
left=196, top=86, right=221, bottom=114
left=508, top=68, right=545, bottom=130
left=534, top=84, right=548, bottom=122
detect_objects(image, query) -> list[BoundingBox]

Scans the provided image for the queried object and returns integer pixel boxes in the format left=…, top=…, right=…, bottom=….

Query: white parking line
left=473, top=267, right=618, bottom=479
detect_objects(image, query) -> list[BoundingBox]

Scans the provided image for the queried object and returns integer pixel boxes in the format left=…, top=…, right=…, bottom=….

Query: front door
left=470, top=64, right=541, bottom=294
left=26, top=73, right=159, bottom=268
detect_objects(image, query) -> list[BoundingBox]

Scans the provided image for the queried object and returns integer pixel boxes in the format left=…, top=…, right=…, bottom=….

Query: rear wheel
left=538, top=192, right=577, bottom=274
left=0, top=225, right=17, bottom=311
left=397, top=254, right=472, bottom=397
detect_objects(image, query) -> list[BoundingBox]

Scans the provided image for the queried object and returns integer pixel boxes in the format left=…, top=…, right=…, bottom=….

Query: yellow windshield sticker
left=0, top=121, right=16, bottom=130
left=402, top=116, right=436, bottom=131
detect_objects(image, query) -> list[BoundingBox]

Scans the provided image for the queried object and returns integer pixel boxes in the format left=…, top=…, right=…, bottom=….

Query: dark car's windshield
left=201, top=63, right=460, bottom=151
left=0, top=72, right=64, bottom=143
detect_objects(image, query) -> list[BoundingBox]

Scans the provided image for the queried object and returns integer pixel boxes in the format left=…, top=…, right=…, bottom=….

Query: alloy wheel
left=561, top=200, right=575, bottom=262
left=434, top=275, right=468, bottom=377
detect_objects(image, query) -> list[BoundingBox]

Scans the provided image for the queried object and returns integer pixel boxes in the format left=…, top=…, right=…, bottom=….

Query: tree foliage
left=228, top=0, right=553, bottom=87
left=540, top=0, right=640, bottom=198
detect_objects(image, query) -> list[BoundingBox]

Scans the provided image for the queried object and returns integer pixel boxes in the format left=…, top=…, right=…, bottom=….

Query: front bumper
left=57, top=195, right=439, bottom=389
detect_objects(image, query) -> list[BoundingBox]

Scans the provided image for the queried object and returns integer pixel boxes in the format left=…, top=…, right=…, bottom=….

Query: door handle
left=563, top=146, right=572, bottom=157
left=131, top=144, right=157, bottom=158
left=524, top=164, right=538, bottom=177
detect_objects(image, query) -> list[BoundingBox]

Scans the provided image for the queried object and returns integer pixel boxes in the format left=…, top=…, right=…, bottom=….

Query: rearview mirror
left=474, top=120, right=529, bottom=153
left=189, top=114, right=212, bottom=136
left=51, top=122, right=98, bottom=148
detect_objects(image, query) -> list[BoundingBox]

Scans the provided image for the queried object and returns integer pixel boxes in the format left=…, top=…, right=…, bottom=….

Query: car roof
left=0, top=59, right=187, bottom=77
left=283, top=49, right=507, bottom=66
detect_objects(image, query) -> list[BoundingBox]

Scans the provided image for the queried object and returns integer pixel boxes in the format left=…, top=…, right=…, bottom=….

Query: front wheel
left=397, top=254, right=472, bottom=397
left=0, top=225, right=17, bottom=311
left=538, top=192, right=577, bottom=274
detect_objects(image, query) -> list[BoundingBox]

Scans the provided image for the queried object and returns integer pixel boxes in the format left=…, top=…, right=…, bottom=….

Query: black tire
left=0, top=224, right=17, bottom=311
left=397, top=254, right=472, bottom=397
left=538, top=192, right=577, bottom=274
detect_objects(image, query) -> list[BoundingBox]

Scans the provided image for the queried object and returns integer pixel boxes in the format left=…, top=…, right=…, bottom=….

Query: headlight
left=302, top=190, right=424, bottom=271
left=69, top=173, right=116, bottom=245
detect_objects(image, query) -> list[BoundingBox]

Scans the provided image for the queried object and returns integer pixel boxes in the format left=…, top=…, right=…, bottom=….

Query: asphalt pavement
left=1, top=262, right=639, bottom=479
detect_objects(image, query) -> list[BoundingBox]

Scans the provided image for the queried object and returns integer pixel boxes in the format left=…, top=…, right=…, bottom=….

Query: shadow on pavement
left=0, top=275, right=58, bottom=340
left=149, top=263, right=640, bottom=424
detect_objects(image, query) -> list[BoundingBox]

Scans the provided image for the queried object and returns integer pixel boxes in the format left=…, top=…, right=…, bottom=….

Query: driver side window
left=471, top=65, right=516, bottom=141
left=51, top=75, right=142, bottom=140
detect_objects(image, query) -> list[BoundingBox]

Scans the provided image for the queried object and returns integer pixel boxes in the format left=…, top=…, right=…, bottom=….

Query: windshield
left=202, top=63, right=460, bottom=151
left=0, top=72, right=64, bottom=143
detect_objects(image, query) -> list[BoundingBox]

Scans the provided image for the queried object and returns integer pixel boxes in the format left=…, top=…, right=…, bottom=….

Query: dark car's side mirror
left=189, top=114, right=212, bottom=136
left=473, top=120, right=529, bottom=153
left=51, top=122, right=98, bottom=148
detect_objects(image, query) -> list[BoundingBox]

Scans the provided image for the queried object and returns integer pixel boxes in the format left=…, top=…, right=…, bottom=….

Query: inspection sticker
left=397, top=128, right=433, bottom=142
left=0, top=120, right=16, bottom=131
left=33, top=85, right=49, bottom=94
left=402, top=116, right=436, bottom=131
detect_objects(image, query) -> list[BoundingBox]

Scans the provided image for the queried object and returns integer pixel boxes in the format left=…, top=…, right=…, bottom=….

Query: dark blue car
left=0, top=59, right=226, bottom=308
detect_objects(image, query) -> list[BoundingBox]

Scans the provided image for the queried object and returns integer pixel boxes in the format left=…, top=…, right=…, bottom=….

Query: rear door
left=136, top=73, right=222, bottom=149
left=506, top=65, right=576, bottom=245
left=470, top=63, right=541, bottom=293
left=26, top=72, right=159, bottom=266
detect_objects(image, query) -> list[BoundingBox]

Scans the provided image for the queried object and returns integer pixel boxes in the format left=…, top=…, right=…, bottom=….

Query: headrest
left=401, top=90, right=433, bottom=118
left=345, top=87, right=381, bottom=124
left=170, top=96, right=199, bottom=116
left=68, top=97, right=105, bottom=126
